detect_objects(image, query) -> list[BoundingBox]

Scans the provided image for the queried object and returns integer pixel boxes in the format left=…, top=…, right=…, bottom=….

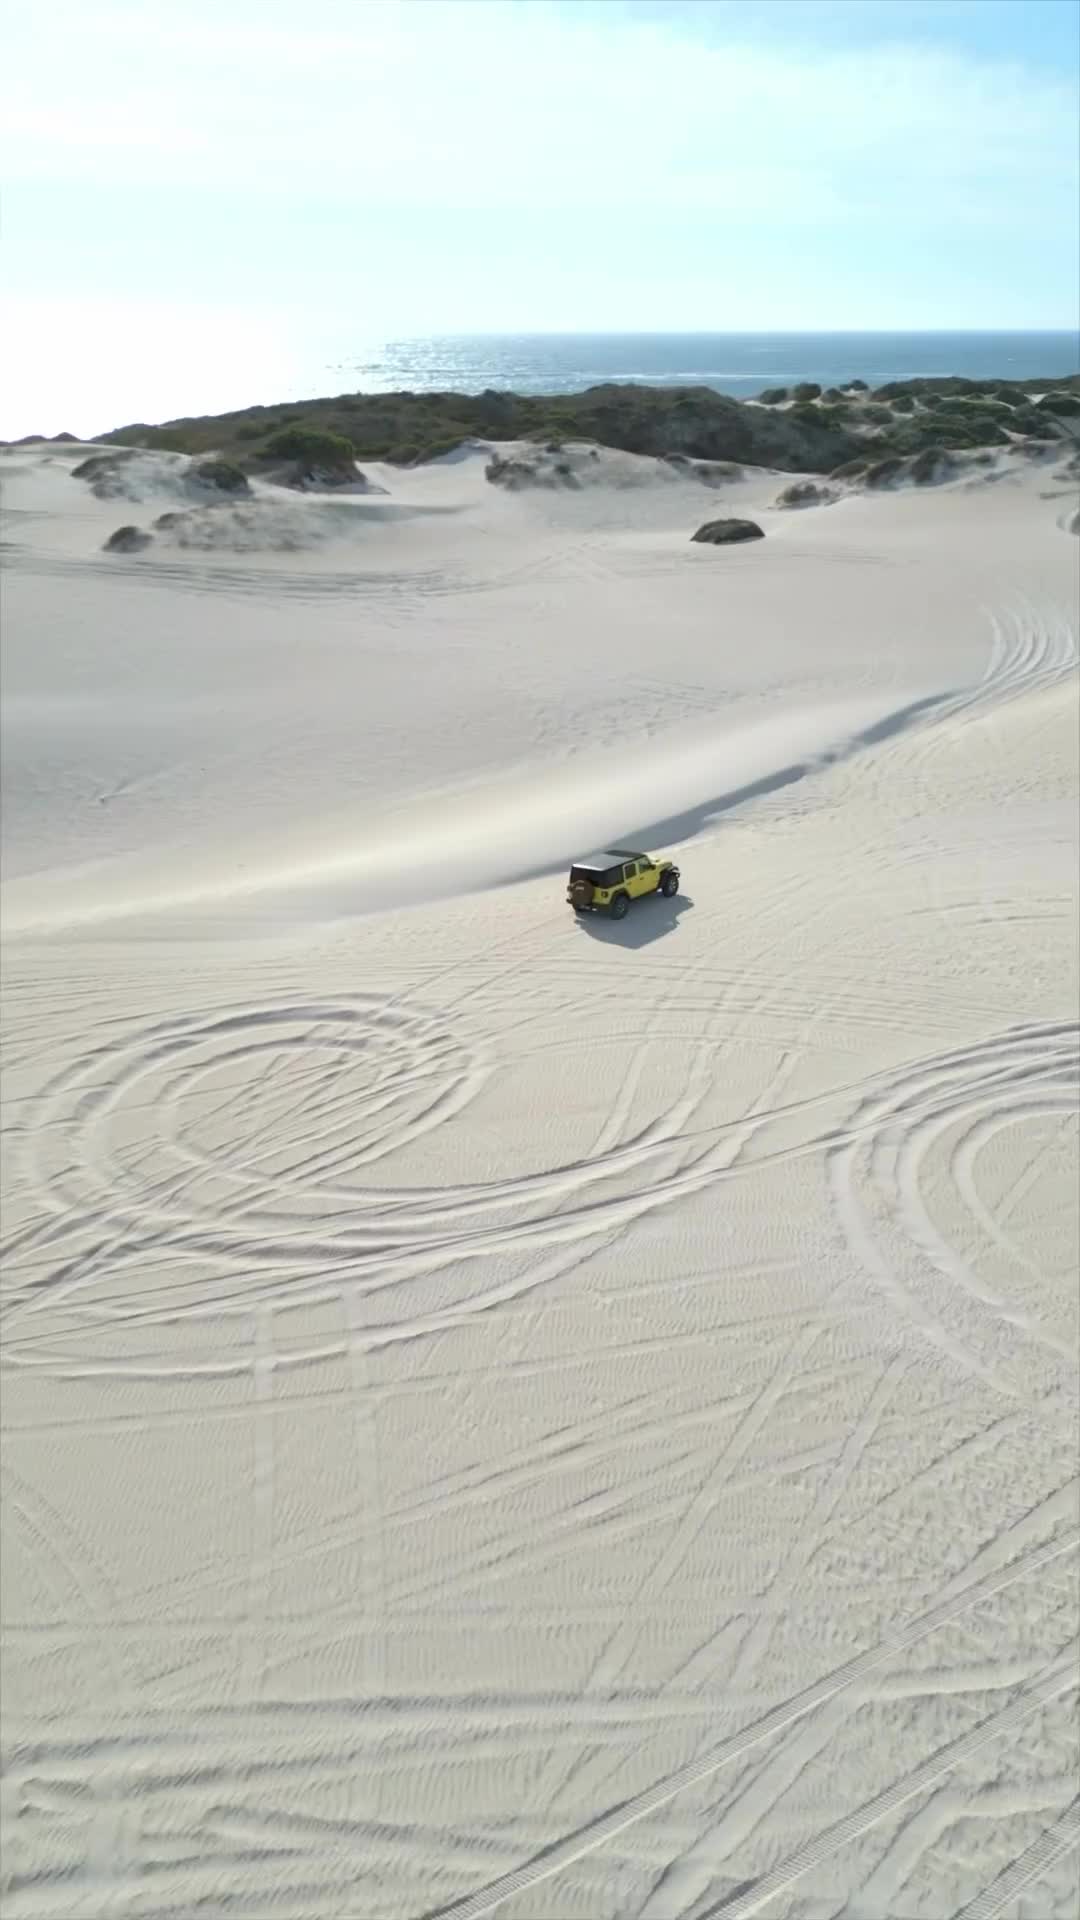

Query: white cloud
left=2, top=0, right=1075, bottom=218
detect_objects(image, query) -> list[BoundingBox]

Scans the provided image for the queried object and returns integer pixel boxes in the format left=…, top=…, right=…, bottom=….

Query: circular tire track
left=8, top=993, right=1078, bottom=1373
left=4, top=994, right=736, bottom=1351
left=829, top=1021, right=1080, bottom=1381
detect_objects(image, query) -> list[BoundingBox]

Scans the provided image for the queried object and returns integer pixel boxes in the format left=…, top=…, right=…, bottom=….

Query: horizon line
left=372, top=327, right=1080, bottom=339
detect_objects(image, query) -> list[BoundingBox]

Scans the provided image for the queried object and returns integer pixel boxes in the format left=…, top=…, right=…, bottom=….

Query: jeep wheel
left=610, top=893, right=630, bottom=920
left=660, top=870, right=679, bottom=897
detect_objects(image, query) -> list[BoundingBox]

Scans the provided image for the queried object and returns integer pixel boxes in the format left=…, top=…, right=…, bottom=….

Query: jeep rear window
left=570, top=865, right=619, bottom=887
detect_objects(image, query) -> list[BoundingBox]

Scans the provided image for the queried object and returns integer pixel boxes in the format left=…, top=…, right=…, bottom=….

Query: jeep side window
left=623, top=864, right=635, bottom=882
left=639, top=860, right=653, bottom=873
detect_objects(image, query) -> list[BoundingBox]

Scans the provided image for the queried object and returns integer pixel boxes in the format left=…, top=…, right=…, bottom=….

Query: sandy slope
left=1, top=438, right=1078, bottom=1919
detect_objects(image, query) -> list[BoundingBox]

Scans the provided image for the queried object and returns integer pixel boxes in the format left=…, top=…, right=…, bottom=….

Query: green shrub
left=1037, top=391, right=1080, bottom=416
left=890, top=412, right=1008, bottom=453
left=416, top=435, right=469, bottom=462
left=108, top=426, right=190, bottom=453
left=860, top=404, right=892, bottom=425
left=793, top=382, right=822, bottom=403
left=891, top=395, right=916, bottom=413
left=908, top=446, right=954, bottom=484
left=955, top=397, right=1014, bottom=420
left=192, top=459, right=250, bottom=494
left=794, top=403, right=848, bottom=431
left=1010, top=407, right=1056, bottom=436
left=864, top=456, right=906, bottom=488
left=263, top=425, right=356, bottom=464
left=535, top=415, right=574, bottom=439
left=758, top=387, right=788, bottom=405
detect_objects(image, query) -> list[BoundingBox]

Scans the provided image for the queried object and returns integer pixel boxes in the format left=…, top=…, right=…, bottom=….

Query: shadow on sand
left=521, top=692, right=953, bottom=900
left=572, top=892, right=695, bottom=948
left=614, top=692, right=949, bottom=853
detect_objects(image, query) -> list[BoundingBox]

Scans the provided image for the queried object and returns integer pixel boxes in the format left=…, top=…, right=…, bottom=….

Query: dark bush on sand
left=95, top=373, right=1080, bottom=480
left=886, top=413, right=1009, bottom=454
left=775, top=481, right=833, bottom=508
left=263, top=426, right=357, bottom=467
left=908, top=446, right=956, bottom=485
left=691, top=517, right=765, bottom=545
left=192, top=460, right=251, bottom=495
left=863, top=457, right=906, bottom=489
left=103, top=524, right=152, bottom=552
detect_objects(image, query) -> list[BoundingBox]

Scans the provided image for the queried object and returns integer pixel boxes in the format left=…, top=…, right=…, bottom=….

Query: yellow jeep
left=566, top=849, right=681, bottom=919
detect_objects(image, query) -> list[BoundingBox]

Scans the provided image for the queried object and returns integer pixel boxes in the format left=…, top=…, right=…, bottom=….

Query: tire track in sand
left=828, top=1021, right=1079, bottom=1398
left=419, top=1533, right=1077, bottom=1919
left=695, top=1649, right=1077, bottom=1919
left=954, top=1795, right=1080, bottom=1920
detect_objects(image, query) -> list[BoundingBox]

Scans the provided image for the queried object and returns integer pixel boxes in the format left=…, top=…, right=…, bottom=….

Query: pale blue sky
left=2, top=0, right=1077, bottom=434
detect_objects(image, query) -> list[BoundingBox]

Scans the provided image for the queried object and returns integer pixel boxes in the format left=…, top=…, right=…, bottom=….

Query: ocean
left=325, top=331, right=1079, bottom=399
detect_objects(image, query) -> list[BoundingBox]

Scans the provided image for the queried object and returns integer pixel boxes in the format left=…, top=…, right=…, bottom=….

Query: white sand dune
left=1, top=437, right=1078, bottom=1919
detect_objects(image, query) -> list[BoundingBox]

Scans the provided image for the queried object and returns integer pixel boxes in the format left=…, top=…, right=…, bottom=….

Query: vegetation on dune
left=775, top=480, right=834, bottom=508
left=691, top=517, right=765, bottom=545
left=102, top=524, right=152, bottom=553
left=103, top=425, right=192, bottom=454
left=862, top=456, right=907, bottom=489
left=262, top=426, right=357, bottom=466
left=191, top=458, right=251, bottom=494
left=876, top=374, right=1077, bottom=401
left=907, top=446, right=955, bottom=485
left=884, top=406, right=1015, bottom=453
left=95, top=371, right=1080, bottom=477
